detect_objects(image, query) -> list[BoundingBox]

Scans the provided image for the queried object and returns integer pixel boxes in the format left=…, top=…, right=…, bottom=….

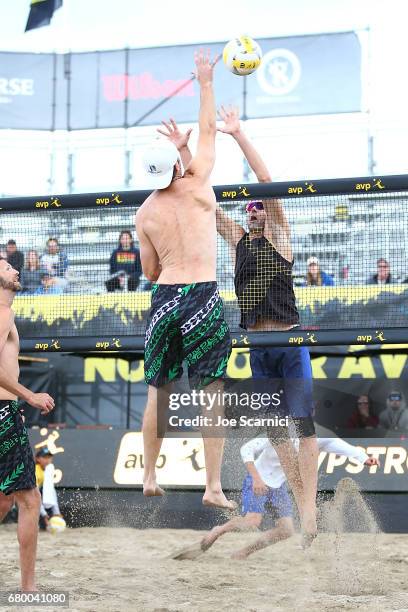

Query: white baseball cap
left=307, top=256, right=319, bottom=266
left=142, top=141, right=180, bottom=189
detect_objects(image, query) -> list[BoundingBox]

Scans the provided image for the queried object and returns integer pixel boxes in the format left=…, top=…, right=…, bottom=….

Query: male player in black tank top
left=158, top=110, right=318, bottom=544
left=215, top=106, right=319, bottom=544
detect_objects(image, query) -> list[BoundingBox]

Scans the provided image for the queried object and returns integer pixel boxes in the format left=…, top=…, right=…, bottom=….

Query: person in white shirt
left=198, top=437, right=379, bottom=559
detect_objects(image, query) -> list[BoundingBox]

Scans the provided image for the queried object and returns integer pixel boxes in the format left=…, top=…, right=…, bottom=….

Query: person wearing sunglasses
left=159, top=108, right=319, bottom=546
left=379, top=391, right=408, bottom=431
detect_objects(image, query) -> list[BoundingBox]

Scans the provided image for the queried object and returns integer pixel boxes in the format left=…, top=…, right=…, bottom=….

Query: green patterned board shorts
left=144, top=282, right=231, bottom=388
left=0, top=400, right=36, bottom=495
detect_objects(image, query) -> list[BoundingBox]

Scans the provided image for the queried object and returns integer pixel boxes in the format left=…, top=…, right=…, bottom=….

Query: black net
left=1, top=181, right=408, bottom=349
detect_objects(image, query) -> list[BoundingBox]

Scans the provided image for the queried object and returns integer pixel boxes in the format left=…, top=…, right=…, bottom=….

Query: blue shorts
left=249, top=346, right=314, bottom=419
left=241, top=474, right=293, bottom=519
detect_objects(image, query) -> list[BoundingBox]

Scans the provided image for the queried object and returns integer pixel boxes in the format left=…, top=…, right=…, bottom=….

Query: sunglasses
left=245, top=201, right=264, bottom=212
left=389, top=394, right=402, bottom=401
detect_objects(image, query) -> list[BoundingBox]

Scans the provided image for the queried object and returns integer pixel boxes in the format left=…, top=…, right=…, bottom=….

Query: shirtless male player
left=0, top=258, right=55, bottom=591
left=160, top=108, right=319, bottom=542
left=135, top=50, right=234, bottom=510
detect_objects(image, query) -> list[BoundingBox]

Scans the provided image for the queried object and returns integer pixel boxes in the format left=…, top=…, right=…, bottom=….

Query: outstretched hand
left=157, top=118, right=192, bottom=150
left=365, top=456, right=380, bottom=467
left=217, top=105, right=241, bottom=136
left=193, top=48, right=220, bottom=84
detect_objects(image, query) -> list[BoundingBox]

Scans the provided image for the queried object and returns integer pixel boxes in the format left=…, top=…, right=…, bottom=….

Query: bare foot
left=169, top=541, right=204, bottom=561
left=202, top=491, right=237, bottom=511
left=143, top=480, right=165, bottom=497
left=200, top=526, right=224, bottom=552
left=231, top=549, right=249, bottom=560
left=301, top=508, right=317, bottom=548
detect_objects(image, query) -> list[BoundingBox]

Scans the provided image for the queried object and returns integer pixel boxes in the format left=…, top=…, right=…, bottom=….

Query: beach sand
left=1, top=526, right=408, bottom=612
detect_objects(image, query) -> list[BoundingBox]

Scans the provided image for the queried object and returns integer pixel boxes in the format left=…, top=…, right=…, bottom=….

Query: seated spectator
left=34, top=273, right=64, bottom=295
left=6, top=240, right=24, bottom=274
left=40, top=237, right=69, bottom=289
left=367, top=258, right=393, bottom=284
left=35, top=448, right=63, bottom=530
left=347, top=395, right=379, bottom=429
left=106, top=230, right=142, bottom=292
left=379, top=391, right=408, bottom=431
left=21, top=249, right=43, bottom=293
left=305, top=256, right=334, bottom=286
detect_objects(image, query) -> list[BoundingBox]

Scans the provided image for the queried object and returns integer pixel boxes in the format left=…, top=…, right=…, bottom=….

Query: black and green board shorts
left=0, top=400, right=36, bottom=495
left=144, top=282, right=231, bottom=388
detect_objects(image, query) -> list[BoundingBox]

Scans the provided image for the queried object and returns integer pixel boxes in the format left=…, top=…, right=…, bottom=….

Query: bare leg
left=271, top=439, right=304, bottom=515
left=0, top=492, right=14, bottom=522
left=14, top=488, right=41, bottom=592
left=142, top=385, right=169, bottom=496
left=232, top=517, right=295, bottom=559
left=201, top=513, right=261, bottom=551
left=297, top=435, right=318, bottom=541
left=200, top=381, right=237, bottom=510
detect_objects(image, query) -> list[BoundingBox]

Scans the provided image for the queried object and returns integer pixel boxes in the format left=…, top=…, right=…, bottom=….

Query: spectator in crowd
left=106, top=230, right=142, bottom=292
left=34, top=273, right=64, bottom=295
left=21, top=250, right=43, bottom=294
left=367, top=258, right=393, bottom=284
left=305, top=256, right=334, bottom=286
left=0, top=245, right=7, bottom=259
left=35, top=448, right=63, bottom=530
left=379, top=391, right=408, bottom=431
left=40, top=238, right=69, bottom=289
left=6, top=240, right=24, bottom=274
left=347, top=394, right=379, bottom=429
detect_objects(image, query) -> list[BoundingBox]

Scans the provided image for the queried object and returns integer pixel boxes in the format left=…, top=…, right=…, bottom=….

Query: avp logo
left=95, top=338, right=122, bottom=350
left=288, top=333, right=317, bottom=345
left=231, top=334, right=250, bottom=346
left=355, top=178, right=385, bottom=192
left=288, top=182, right=317, bottom=195
left=222, top=186, right=251, bottom=199
left=35, top=197, right=62, bottom=209
left=356, top=331, right=386, bottom=343
left=257, top=48, right=301, bottom=96
left=95, top=193, right=123, bottom=206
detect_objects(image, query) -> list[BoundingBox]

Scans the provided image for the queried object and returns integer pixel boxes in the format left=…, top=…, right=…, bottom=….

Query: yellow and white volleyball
left=223, top=36, right=262, bottom=76
left=47, top=516, right=66, bottom=534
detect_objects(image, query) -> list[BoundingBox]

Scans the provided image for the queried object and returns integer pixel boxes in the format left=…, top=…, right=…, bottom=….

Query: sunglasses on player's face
left=246, top=201, right=264, bottom=212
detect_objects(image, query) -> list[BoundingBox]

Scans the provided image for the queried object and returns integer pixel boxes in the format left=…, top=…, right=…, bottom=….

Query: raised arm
left=135, top=211, right=161, bottom=282
left=185, top=49, right=219, bottom=181
left=216, top=205, right=245, bottom=247
left=157, top=118, right=193, bottom=170
left=218, top=105, right=291, bottom=258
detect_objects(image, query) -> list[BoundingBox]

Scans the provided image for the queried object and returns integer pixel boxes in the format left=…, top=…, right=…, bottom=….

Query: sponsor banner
left=0, top=32, right=360, bottom=130
left=27, top=428, right=408, bottom=492
left=13, top=286, right=408, bottom=345
left=247, top=32, right=361, bottom=118
left=0, top=52, right=55, bottom=129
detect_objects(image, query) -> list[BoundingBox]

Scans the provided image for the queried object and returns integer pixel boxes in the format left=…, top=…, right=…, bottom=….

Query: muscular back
left=138, top=176, right=217, bottom=284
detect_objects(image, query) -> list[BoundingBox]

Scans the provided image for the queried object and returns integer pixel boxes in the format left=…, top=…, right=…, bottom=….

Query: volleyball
left=222, top=36, right=262, bottom=76
left=48, top=516, right=66, bottom=534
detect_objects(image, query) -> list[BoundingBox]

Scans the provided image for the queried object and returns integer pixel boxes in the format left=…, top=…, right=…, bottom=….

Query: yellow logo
left=95, top=193, right=124, bottom=206
left=288, top=182, right=318, bottom=195
left=306, top=332, right=317, bottom=344
left=355, top=179, right=386, bottom=192
left=232, top=334, right=250, bottom=346
left=375, top=330, right=386, bottom=342
left=221, top=186, right=251, bottom=199
left=51, top=339, right=61, bottom=350
left=35, top=342, right=49, bottom=350
left=34, top=197, right=62, bottom=209
left=356, top=334, right=373, bottom=343
left=95, top=338, right=122, bottom=350
left=289, top=336, right=304, bottom=345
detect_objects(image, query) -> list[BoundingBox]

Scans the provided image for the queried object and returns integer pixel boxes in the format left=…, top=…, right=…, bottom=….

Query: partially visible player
left=171, top=436, right=379, bottom=561
left=35, top=448, right=63, bottom=530
left=0, top=258, right=55, bottom=591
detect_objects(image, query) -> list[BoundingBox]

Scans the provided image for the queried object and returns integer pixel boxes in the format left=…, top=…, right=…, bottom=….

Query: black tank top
left=234, top=233, right=300, bottom=329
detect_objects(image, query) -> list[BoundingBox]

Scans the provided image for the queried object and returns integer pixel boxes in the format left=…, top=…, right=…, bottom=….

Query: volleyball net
left=2, top=174, right=408, bottom=352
